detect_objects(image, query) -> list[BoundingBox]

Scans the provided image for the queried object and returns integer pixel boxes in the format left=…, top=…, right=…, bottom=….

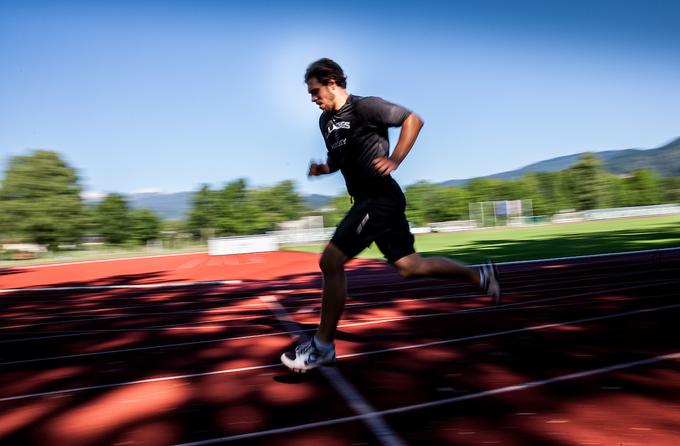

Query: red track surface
left=0, top=249, right=679, bottom=445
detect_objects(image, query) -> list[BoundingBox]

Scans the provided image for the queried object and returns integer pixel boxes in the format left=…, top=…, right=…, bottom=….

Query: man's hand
left=372, top=157, right=399, bottom=176
left=308, top=161, right=330, bottom=177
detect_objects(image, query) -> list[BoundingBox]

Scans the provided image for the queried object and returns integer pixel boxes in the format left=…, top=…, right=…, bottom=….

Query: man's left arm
left=372, top=113, right=424, bottom=176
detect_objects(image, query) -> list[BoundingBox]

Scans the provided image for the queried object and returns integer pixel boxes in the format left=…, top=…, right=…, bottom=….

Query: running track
left=0, top=249, right=678, bottom=445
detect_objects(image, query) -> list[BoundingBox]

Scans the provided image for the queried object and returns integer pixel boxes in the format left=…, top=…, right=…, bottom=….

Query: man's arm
left=372, top=113, right=424, bottom=176
left=308, top=161, right=332, bottom=177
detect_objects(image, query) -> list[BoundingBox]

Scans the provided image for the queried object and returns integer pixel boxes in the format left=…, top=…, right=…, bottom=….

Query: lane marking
left=260, top=295, right=406, bottom=446
left=0, top=280, right=242, bottom=294
left=2, top=301, right=678, bottom=401
left=2, top=246, right=678, bottom=293
left=491, top=246, right=680, bottom=266
left=1, top=251, right=208, bottom=269
left=173, top=351, right=680, bottom=445
left=1, top=278, right=677, bottom=346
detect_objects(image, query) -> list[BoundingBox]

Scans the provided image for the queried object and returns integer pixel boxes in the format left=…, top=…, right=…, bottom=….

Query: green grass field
left=284, top=214, right=680, bottom=264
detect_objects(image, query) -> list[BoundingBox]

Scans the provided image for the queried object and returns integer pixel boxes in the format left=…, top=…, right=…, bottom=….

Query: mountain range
left=101, top=137, right=679, bottom=219
left=439, top=136, right=680, bottom=187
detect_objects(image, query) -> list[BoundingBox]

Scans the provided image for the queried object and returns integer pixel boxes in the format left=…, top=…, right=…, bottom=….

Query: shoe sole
left=280, top=352, right=335, bottom=373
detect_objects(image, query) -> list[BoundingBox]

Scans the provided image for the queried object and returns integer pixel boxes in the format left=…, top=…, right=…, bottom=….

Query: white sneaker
left=281, top=338, right=336, bottom=373
left=481, top=261, right=501, bottom=305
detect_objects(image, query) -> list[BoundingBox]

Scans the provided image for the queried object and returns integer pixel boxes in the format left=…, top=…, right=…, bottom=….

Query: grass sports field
left=284, top=214, right=680, bottom=263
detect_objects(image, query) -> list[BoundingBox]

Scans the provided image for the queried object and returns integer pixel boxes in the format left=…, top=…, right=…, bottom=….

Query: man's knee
left=319, top=244, right=347, bottom=275
left=319, top=255, right=343, bottom=274
left=394, top=255, right=424, bottom=279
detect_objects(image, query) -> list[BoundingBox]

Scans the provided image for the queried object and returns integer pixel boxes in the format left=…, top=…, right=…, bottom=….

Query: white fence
left=552, top=204, right=680, bottom=224
left=207, top=204, right=680, bottom=255
left=268, top=227, right=336, bottom=245
left=429, top=220, right=477, bottom=232
left=208, top=235, right=279, bottom=255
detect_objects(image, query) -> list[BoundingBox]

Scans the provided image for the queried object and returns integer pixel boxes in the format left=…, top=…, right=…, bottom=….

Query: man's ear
left=327, top=78, right=338, bottom=91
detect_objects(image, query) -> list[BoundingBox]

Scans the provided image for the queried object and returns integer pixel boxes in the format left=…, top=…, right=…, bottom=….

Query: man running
left=282, top=58, right=499, bottom=373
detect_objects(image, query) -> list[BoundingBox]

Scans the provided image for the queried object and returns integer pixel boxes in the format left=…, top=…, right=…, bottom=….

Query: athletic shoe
left=481, top=260, right=501, bottom=305
left=281, top=338, right=336, bottom=373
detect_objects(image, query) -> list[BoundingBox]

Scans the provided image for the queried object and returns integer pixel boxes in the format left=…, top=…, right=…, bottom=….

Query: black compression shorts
left=330, top=193, right=416, bottom=264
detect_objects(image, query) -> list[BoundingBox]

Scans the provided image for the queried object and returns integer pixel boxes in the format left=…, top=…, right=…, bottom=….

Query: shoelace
left=295, top=341, right=314, bottom=356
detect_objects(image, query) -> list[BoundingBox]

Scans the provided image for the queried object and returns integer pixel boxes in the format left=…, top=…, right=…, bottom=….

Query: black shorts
left=330, top=192, right=416, bottom=264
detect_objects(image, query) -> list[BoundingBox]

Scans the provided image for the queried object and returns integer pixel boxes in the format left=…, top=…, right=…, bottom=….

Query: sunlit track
left=2, top=262, right=676, bottom=321
left=1, top=276, right=677, bottom=346
left=1, top=251, right=675, bottom=307
left=1, top=248, right=678, bottom=445
left=1, top=257, right=676, bottom=326
left=172, top=351, right=680, bottom=446
left=1, top=301, right=678, bottom=402
left=0, top=284, right=677, bottom=368
left=2, top=246, right=676, bottom=298
left=259, top=297, right=407, bottom=446
left=0, top=309, right=269, bottom=331
left=0, top=270, right=674, bottom=336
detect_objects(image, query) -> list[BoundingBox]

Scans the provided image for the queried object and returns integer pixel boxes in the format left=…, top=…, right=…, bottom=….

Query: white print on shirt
left=326, top=120, right=350, bottom=136
left=331, top=138, right=347, bottom=149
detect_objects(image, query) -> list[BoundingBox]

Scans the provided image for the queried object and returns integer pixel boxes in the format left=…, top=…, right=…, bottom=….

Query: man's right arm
left=308, top=161, right=331, bottom=177
left=309, top=114, right=340, bottom=177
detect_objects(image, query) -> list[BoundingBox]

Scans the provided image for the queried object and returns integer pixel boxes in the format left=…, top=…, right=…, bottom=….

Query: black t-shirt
left=319, top=94, right=411, bottom=198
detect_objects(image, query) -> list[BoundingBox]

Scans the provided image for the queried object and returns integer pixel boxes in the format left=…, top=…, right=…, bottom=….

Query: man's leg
left=393, top=253, right=480, bottom=284
left=316, top=242, right=349, bottom=343
left=280, top=242, right=350, bottom=372
left=393, top=253, right=500, bottom=303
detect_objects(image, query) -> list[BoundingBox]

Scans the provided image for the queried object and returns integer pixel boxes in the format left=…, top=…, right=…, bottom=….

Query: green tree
left=425, top=187, right=469, bottom=223
left=661, top=176, right=680, bottom=203
left=79, top=204, right=101, bottom=239
left=187, top=184, right=218, bottom=239
left=96, top=194, right=131, bottom=244
left=215, top=179, right=255, bottom=235
left=324, top=193, right=353, bottom=227
left=404, top=181, right=437, bottom=226
left=565, top=152, right=609, bottom=210
left=623, top=169, right=662, bottom=206
left=604, top=174, right=628, bottom=208
left=250, top=180, right=306, bottom=232
left=0, top=150, right=84, bottom=248
left=129, top=208, right=161, bottom=244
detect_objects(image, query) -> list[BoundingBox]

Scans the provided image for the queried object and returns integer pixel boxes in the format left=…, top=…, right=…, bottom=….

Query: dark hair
left=304, top=58, right=347, bottom=88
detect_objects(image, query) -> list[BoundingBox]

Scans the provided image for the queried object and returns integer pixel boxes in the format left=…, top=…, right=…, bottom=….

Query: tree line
left=1, top=150, right=678, bottom=250
left=0, top=150, right=308, bottom=249
left=0, top=151, right=162, bottom=250
left=403, top=153, right=680, bottom=226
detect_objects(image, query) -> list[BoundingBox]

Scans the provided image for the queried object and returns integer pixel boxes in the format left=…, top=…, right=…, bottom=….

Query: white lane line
left=2, top=301, right=678, bottom=401
left=9, top=259, right=676, bottom=316
left=490, top=246, right=680, bottom=267
left=259, top=295, right=406, bottom=446
left=0, top=362, right=280, bottom=402
left=173, top=351, right=680, bottom=445
left=3, top=246, right=677, bottom=293
left=1, top=251, right=208, bottom=270
left=0, top=280, right=242, bottom=294
left=339, top=302, right=680, bottom=360
left=0, top=308, right=265, bottom=331
left=4, top=266, right=677, bottom=330
left=3, top=261, right=677, bottom=332
left=1, top=258, right=672, bottom=315
left=1, top=277, right=677, bottom=345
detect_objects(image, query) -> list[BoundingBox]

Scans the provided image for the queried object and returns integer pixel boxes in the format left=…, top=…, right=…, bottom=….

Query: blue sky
left=1, top=0, right=679, bottom=198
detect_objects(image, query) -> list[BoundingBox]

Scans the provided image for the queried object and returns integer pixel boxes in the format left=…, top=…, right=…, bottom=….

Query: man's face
left=306, top=77, right=336, bottom=112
